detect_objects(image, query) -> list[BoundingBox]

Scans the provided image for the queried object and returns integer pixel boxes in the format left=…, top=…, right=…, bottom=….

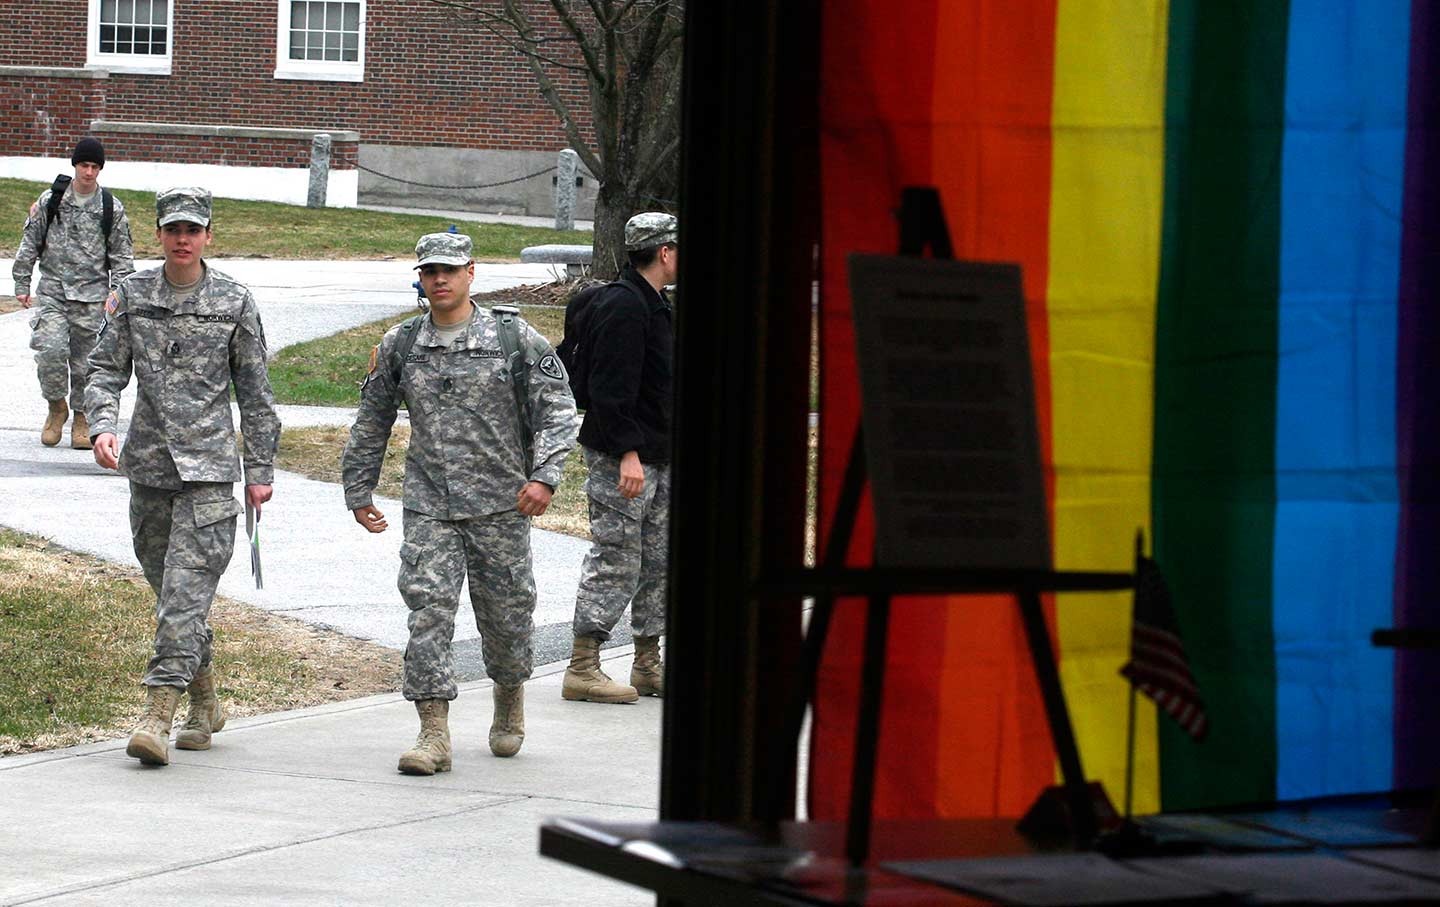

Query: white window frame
left=86, top=0, right=173, bottom=75
left=274, top=0, right=366, bottom=82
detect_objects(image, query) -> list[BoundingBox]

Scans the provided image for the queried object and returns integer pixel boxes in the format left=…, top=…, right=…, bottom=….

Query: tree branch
left=543, top=0, right=608, bottom=85
left=427, top=0, right=590, bottom=71
left=523, top=52, right=607, bottom=178
left=654, top=22, right=683, bottom=56
left=636, top=132, right=679, bottom=191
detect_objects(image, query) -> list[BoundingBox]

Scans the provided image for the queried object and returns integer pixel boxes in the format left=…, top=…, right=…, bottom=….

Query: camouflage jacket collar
left=415, top=304, right=489, bottom=350
left=147, top=260, right=220, bottom=313
left=59, top=183, right=101, bottom=211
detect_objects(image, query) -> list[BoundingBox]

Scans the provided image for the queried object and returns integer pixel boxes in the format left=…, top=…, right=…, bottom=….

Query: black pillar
left=660, top=0, right=819, bottom=828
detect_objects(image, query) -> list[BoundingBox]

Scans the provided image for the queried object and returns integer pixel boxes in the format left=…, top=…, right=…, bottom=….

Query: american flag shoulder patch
left=104, top=291, right=120, bottom=316
left=360, top=344, right=380, bottom=388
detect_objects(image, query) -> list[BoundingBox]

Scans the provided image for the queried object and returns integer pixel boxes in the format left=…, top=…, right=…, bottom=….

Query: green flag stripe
left=1152, top=0, right=1290, bottom=810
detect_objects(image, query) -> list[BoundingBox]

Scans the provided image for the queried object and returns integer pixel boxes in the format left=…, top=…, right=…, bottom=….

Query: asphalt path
left=0, top=258, right=613, bottom=676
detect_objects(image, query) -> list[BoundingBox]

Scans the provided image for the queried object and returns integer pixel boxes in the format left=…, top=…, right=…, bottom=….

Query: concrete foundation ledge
left=0, top=65, right=108, bottom=79
left=91, top=120, right=360, bottom=142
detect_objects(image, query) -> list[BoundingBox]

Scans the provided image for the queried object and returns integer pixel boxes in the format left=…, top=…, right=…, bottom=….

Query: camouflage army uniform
left=573, top=450, right=671, bottom=640
left=13, top=183, right=135, bottom=409
left=342, top=304, right=579, bottom=700
left=86, top=263, right=279, bottom=688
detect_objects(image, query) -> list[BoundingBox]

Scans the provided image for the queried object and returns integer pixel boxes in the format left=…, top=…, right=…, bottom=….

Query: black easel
left=766, top=188, right=1133, bottom=865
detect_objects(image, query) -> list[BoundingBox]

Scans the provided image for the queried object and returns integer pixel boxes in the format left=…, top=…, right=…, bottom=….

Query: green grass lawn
left=0, top=178, right=591, bottom=261
left=270, top=301, right=566, bottom=407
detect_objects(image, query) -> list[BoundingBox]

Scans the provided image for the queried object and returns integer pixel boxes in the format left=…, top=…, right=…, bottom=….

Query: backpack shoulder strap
left=44, top=175, right=68, bottom=227
left=491, top=304, right=534, bottom=466
left=388, top=314, right=426, bottom=386
left=101, top=188, right=114, bottom=271
left=37, top=175, right=71, bottom=257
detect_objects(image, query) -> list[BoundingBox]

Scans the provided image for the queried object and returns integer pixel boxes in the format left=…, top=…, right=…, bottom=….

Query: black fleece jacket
left=576, top=267, right=674, bottom=463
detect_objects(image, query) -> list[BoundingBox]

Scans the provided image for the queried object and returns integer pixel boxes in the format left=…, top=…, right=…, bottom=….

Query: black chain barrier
left=353, top=162, right=561, bottom=190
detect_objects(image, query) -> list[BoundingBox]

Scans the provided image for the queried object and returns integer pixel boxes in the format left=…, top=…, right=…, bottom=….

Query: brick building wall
left=0, top=1, right=592, bottom=151
left=0, top=70, right=107, bottom=159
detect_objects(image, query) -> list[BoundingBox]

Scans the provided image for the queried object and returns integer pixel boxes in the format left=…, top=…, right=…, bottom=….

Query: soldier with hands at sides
left=342, top=232, right=579, bottom=775
left=87, top=187, right=279, bottom=767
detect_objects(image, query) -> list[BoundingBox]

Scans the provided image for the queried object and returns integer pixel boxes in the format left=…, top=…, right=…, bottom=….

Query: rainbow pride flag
left=813, top=0, right=1439, bottom=818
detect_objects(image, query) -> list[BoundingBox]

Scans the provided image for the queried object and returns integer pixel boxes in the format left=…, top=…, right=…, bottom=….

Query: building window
left=87, top=0, right=173, bottom=74
left=275, top=0, right=365, bottom=82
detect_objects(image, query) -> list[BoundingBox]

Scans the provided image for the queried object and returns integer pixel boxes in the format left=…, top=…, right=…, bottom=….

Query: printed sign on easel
left=849, top=254, right=1050, bottom=570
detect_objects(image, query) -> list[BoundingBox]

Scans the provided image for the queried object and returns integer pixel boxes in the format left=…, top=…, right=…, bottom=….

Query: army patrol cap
left=624, top=212, right=678, bottom=251
left=414, top=232, right=473, bottom=268
left=156, top=187, right=212, bottom=226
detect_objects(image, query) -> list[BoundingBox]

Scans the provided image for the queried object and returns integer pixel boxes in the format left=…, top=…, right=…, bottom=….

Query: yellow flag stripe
left=1048, top=0, right=1169, bottom=815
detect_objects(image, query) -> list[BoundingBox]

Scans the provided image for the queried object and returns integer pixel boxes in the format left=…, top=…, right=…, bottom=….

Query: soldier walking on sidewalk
left=342, top=232, right=579, bottom=774
left=87, top=187, right=279, bottom=767
left=13, top=137, right=135, bottom=448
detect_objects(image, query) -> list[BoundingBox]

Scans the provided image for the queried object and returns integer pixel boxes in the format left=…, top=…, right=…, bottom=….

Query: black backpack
left=556, top=278, right=644, bottom=410
left=39, top=174, right=115, bottom=270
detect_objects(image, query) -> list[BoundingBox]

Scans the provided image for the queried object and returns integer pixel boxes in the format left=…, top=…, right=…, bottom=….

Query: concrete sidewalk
left=0, top=661, right=656, bottom=906
left=0, top=259, right=657, bottom=905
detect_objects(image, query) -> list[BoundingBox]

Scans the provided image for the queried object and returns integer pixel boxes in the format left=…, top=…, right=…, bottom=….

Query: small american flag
left=1120, top=554, right=1208, bottom=740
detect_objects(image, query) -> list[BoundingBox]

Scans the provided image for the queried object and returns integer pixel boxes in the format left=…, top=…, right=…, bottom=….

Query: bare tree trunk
left=591, top=181, right=640, bottom=280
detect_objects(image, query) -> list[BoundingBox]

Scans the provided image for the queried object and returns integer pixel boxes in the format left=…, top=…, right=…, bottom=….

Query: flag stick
left=1124, top=683, right=1137, bottom=821
left=1124, top=528, right=1144, bottom=822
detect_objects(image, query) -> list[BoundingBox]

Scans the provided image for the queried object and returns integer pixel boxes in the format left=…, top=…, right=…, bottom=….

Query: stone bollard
left=307, top=133, right=332, bottom=208
left=555, top=148, right=578, bottom=231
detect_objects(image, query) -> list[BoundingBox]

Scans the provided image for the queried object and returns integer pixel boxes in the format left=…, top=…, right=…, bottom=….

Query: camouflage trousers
left=399, top=509, right=536, bottom=700
left=28, top=295, right=103, bottom=409
left=129, top=481, right=241, bottom=688
left=572, top=447, right=670, bottom=641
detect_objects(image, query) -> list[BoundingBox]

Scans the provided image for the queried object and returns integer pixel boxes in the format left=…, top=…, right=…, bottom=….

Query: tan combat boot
left=126, top=685, right=182, bottom=766
left=41, top=399, right=68, bottom=447
left=489, top=683, right=525, bottom=757
left=631, top=635, right=665, bottom=697
left=70, top=410, right=92, bottom=450
left=398, top=699, right=452, bottom=775
left=175, top=666, right=227, bottom=751
left=561, top=635, right=639, bottom=703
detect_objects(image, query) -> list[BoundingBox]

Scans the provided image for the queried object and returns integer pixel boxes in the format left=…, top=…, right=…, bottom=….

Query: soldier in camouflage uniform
left=13, top=137, right=135, bottom=449
left=342, top=232, right=578, bottom=774
left=563, top=213, right=677, bottom=705
left=86, top=187, right=279, bottom=767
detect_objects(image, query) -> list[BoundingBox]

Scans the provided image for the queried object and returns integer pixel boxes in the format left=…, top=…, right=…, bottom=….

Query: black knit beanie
left=71, top=137, right=105, bottom=167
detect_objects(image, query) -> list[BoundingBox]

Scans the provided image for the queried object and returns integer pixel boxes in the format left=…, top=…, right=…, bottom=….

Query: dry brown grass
left=277, top=424, right=405, bottom=500
left=0, top=529, right=400, bottom=756
left=0, top=295, right=21, bottom=316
